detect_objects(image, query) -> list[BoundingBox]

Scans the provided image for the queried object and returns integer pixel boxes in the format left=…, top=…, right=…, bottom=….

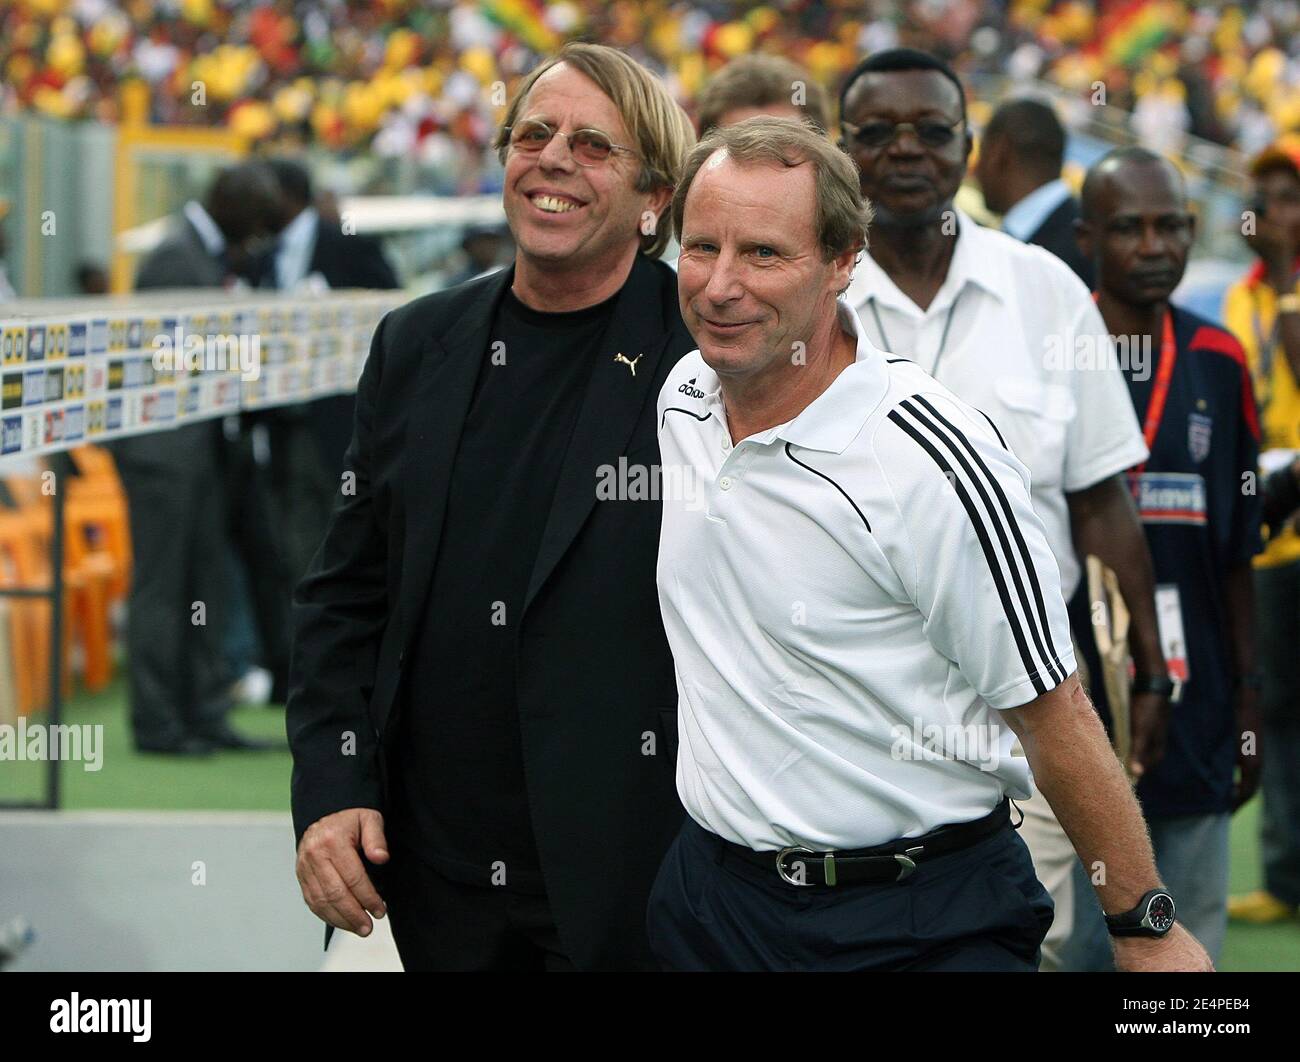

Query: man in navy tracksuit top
left=1077, top=146, right=1263, bottom=964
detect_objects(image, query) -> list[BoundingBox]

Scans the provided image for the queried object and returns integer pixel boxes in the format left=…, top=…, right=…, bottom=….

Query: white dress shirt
left=845, top=209, right=1148, bottom=597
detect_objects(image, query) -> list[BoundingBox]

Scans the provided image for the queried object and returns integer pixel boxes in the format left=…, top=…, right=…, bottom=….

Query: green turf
left=1221, top=795, right=1300, bottom=970
left=2, top=675, right=1298, bottom=969
left=0, top=674, right=291, bottom=811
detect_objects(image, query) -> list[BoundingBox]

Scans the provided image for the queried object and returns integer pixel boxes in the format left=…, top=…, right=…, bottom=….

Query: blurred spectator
left=839, top=47, right=1164, bottom=971
left=1222, top=142, right=1300, bottom=924
left=111, top=161, right=282, bottom=755
left=74, top=261, right=109, bottom=295
left=261, top=156, right=401, bottom=571
left=1079, top=147, right=1263, bottom=963
left=447, top=223, right=510, bottom=287
left=975, top=96, right=1094, bottom=287
left=261, top=157, right=399, bottom=293
left=4, top=2, right=1296, bottom=175
left=694, top=54, right=831, bottom=135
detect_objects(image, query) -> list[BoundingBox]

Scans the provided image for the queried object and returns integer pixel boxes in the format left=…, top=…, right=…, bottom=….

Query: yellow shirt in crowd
left=1224, top=270, right=1300, bottom=567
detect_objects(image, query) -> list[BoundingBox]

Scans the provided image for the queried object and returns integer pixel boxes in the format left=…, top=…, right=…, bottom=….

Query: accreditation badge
left=1154, top=584, right=1188, bottom=699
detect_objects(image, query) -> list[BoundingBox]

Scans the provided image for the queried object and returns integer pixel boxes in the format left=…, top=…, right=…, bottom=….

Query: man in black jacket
left=115, top=162, right=281, bottom=754
left=974, top=97, right=1094, bottom=288
left=287, top=42, right=697, bottom=971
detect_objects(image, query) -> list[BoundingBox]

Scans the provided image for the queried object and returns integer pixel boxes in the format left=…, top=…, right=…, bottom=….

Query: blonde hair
left=494, top=43, right=696, bottom=258
left=672, top=116, right=872, bottom=262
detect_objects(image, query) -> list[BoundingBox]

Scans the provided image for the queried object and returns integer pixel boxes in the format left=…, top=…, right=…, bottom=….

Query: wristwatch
left=1278, top=292, right=1300, bottom=314
left=1105, top=888, right=1177, bottom=938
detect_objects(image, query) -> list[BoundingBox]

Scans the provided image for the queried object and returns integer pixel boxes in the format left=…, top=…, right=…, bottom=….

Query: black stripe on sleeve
left=910, top=395, right=1066, bottom=684
left=887, top=407, right=1047, bottom=696
left=784, top=442, right=871, bottom=533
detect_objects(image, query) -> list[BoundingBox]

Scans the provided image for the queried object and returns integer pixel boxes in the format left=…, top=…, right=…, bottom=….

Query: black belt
left=721, top=798, right=1011, bottom=887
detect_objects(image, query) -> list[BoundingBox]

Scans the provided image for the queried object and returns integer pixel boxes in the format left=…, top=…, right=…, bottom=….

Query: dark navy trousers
left=647, top=815, right=1054, bottom=971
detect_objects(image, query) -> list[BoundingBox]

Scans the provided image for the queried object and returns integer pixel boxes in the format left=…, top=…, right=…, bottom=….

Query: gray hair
left=671, top=116, right=872, bottom=262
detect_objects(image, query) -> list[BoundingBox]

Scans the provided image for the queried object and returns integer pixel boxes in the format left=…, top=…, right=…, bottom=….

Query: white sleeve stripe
left=908, top=395, right=1068, bottom=684
left=889, top=400, right=1065, bottom=692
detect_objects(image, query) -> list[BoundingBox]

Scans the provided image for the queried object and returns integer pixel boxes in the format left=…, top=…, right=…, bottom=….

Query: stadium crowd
left=3, top=1, right=1300, bottom=181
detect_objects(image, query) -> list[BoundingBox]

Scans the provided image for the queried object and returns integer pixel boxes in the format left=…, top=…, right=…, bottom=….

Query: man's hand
left=1111, top=923, right=1215, bottom=972
left=1232, top=689, right=1263, bottom=811
left=1127, top=690, right=1171, bottom=778
left=296, top=808, right=390, bottom=936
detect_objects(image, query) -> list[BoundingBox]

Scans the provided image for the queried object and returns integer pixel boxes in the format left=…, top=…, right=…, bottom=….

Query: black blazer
left=1026, top=195, right=1095, bottom=290
left=252, top=215, right=399, bottom=291
left=287, top=254, right=695, bottom=969
left=309, top=222, right=399, bottom=290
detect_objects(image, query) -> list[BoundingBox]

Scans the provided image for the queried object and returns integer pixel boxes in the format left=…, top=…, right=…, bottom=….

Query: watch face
left=1146, top=893, right=1176, bottom=932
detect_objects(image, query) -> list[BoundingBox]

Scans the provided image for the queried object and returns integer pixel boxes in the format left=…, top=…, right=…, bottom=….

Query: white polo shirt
left=845, top=209, right=1148, bottom=597
left=656, top=300, right=1078, bottom=851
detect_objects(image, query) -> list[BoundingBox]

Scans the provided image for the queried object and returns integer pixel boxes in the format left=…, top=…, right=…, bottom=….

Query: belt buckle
left=776, top=845, right=818, bottom=886
left=894, top=847, right=924, bottom=881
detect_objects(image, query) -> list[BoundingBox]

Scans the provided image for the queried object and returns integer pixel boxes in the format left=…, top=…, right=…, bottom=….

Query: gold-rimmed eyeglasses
left=505, top=119, right=638, bottom=166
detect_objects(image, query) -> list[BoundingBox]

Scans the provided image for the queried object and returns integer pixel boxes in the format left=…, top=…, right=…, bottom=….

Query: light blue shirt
left=275, top=206, right=320, bottom=292
left=1000, top=178, right=1072, bottom=243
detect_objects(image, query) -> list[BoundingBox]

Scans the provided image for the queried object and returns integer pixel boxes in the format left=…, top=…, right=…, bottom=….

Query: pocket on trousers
left=645, top=827, right=692, bottom=965
left=989, top=833, right=1055, bottom=949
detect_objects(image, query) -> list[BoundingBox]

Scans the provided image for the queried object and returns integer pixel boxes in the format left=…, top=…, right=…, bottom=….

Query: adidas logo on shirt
left=678, top=377, right=706, bottom=399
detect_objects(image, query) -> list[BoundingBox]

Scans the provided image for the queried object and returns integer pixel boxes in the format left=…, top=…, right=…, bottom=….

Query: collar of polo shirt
left=777, top=301, right=891, bottom=454
left=845, top=207, right=1010, bottom=318
left=689, top=300, right=892, bottom=456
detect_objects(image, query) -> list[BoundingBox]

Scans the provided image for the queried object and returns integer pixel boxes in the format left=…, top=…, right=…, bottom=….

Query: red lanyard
left=1133, top=312, right=1177, bottom=475
left=1093, top=294, right=1175, bottom=476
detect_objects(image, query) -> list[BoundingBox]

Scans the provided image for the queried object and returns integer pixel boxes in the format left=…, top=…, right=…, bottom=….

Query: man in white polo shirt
left=646, top=115, right=1212, bottom=972
left=836, top=48, right=1172, bottom=970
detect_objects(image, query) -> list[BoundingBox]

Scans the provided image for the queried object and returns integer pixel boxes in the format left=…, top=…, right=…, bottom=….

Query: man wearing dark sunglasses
left=287, top=42, right=697, bottom=970
left=838, top=48, right=1170, bottom=971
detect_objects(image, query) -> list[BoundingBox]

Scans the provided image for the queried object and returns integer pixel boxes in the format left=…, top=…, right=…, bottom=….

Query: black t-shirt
left=391, top=284, right=618, bottom=892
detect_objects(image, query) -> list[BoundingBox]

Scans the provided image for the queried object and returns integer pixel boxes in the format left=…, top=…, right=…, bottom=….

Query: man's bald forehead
left=1082, top=152, right=1184, bottom=220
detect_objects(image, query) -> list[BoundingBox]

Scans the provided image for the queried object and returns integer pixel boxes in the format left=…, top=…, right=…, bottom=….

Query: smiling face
left=502, top=62, right=668, bottom=274
left=840, top=69, right=970, bottom=228
left=677, top=151, right=854, bottom=382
